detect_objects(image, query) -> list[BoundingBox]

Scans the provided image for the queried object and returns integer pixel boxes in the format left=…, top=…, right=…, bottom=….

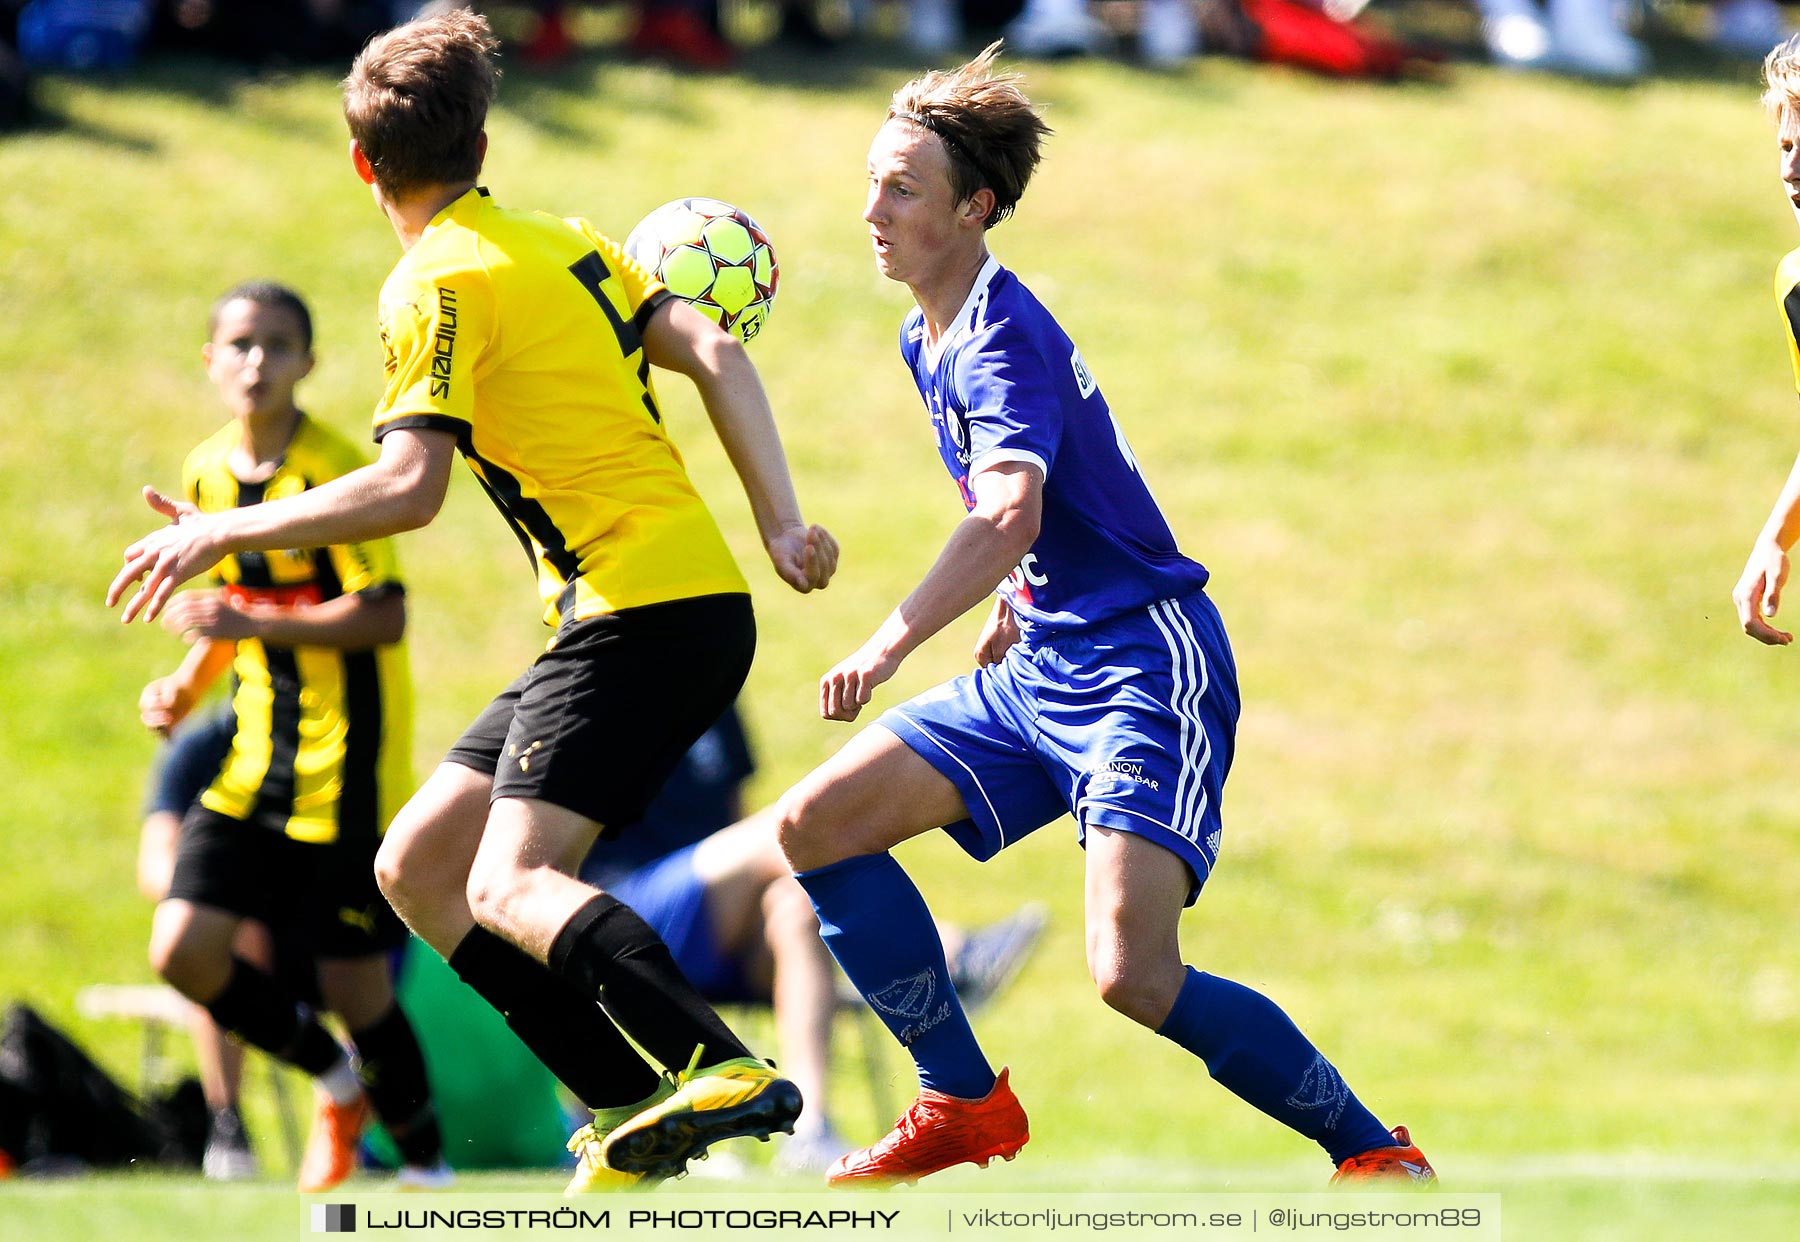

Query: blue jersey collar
left=922, top=254, right=1004, bottom=371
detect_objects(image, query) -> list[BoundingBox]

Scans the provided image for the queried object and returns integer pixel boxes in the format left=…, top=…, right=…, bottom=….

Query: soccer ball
left=625, top=197, right=779, bottom=343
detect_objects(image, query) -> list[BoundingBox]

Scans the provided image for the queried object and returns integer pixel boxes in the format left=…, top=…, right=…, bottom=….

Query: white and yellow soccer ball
left=624, top=197, right=779, bottom=343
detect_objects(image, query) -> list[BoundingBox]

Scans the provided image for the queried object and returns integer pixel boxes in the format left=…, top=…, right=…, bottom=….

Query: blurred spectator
left=150, top=0, right=390, bottom=65
left=629, top=0, right=733, bottom=67
left=17, top=0, right=155, bottom=72
left=1711, top=0, right=1791, bottom=57
left=772, top=0, right=842, bottom=47
left=1003, top=0, right=1110, bottom=58
left=519, top=0, right=734, bottom=69
left=1, top=2, right=33, bottom=130
left=1202, top=0, right=1431, bottom=76
left=1479, top=0, right=1644, bottom=77
left=903, top=0, right=960, bottom=51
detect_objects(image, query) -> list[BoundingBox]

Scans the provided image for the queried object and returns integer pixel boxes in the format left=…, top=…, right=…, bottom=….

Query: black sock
left=547, top=893, right=751, bottom=1071
left=348, top=1003, right=442, bottom=1167
left=447, top=924, right=662, bottom=1110
left=205, top=958, right=342, bottom=1076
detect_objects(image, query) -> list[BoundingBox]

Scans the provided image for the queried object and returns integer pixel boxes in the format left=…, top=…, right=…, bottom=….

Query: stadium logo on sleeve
left=311, top=1203, right=357, bottom=1233
left=1070, top=346, right=1097, bottom=399
left=430, top=288, right=459, bottom=399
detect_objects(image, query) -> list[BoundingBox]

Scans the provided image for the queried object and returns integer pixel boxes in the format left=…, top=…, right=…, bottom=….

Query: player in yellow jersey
left=1736, top=35, right=1800, bottom=645
left=141, top=281, right=447, bottom=1192
left=109, top=11, right=837, bottom=1189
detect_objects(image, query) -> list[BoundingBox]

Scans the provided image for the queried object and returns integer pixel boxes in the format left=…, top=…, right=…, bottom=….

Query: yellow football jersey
left=371, top=188, right=748, bottom=627
left=183, top=415, right=414, bottom=845
left=1776, top=246, right=1800, bottom=394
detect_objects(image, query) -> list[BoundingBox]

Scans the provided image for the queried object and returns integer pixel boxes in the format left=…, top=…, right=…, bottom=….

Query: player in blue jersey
left=776, top=44, right=1436, bottom=1187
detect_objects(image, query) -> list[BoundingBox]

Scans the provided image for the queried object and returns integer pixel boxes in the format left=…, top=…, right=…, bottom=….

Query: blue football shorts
left=878, top=590, right=1240, bottom=906
left=603, top=843, right=755, bottom=1003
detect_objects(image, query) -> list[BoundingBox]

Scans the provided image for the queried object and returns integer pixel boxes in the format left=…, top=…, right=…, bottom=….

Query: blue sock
left=794, top=853, right=995, bottom=1100
left=1157, top=968, right=1393, bottom=1165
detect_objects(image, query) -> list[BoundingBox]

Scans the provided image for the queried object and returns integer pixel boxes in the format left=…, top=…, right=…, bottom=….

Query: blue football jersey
left=900, top=256, right=1210, bottom=633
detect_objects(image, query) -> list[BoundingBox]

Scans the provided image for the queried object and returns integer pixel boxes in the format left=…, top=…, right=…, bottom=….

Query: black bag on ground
left=0, top=1001, right=202, bottom=1171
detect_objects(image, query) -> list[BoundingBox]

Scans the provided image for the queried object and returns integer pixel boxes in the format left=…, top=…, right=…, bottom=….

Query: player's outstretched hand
left=820, top=642, right=900, bottom=722
left=138, top=674, right=190, bottom=737
left=161, top=589, right=259, bottom=644
left=108, top=487, right=221, bottom=624
left=973, top=598, right=1020, bottom=667
left=1734, top=538, right=1793, bottom=645
left=768, top=523, right=839, bottom=593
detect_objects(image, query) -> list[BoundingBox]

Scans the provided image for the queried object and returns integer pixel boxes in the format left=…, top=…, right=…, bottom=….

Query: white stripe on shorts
left=1147, top=598, right=1212, bottom=845
left=1165, top=597, right=1215, bottom=837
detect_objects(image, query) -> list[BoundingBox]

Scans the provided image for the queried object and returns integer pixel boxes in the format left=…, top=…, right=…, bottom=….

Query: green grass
left=5, top=8, right=1800, bottom=1238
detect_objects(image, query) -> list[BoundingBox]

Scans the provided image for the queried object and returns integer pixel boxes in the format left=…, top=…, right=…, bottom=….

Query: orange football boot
left=297, top=1093, right=371, bottom=1193
left=826, top=1067, right=1028, bottom=1187
left=1331, top=1125, right=1436, bottom=1185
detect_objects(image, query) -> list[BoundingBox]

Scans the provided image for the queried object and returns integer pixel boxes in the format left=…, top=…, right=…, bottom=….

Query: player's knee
left=373, top=832, right=408, bottom=906
left=762, top=876, right=820, bottom=942
left=774, top=784, right=832, bottom=872
left=376, top=808, right=460, bottom=917
left=148, top=921, right=205, bottom=993
left=463, top=860, right=502, bottom=928
left=146, top=929, right=177, bottom=981
left=1088, top=952, right=1171, bottom=1029
left=463, top=851, right=526, bottom=930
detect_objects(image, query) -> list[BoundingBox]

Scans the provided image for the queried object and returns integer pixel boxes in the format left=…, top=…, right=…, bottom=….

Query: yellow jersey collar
left=425, top=185, right=491, bottom=236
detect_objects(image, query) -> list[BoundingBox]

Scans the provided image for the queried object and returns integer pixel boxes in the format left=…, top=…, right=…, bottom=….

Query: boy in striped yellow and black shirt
left=111, top=10, right=838, bottom=1192
left=1736, top=37, right=1800, bottom=645
left=141, top=281, right=446, bottom=1192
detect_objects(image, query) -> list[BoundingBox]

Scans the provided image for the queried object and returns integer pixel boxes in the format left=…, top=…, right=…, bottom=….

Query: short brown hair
left=888, top=41, right=1051, bottom=229
left=210, top=281, right=313, bottom=350
left=343, top=9, right=499, bottom=202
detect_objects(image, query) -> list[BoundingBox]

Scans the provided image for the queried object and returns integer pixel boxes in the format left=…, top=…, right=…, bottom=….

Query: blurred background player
left=134, top=705, right=264, bottom=1180
left=776, top=45, right=1435, bottom=1188
left=578, top=701, right=1048, bottom=1174
left=109, top=10, right=838, bottom=1192
left=140, top=280, right=448, bottom=1192
left=1733, top=34, right=1800, bottom=648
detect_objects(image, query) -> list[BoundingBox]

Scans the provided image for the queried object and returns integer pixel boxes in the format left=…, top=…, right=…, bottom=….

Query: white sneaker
left=1712, top=0, right=1789, bottom=56
left=1549, top=0, right=1647, bottom=78
left=1005, top=0, right=1104, bottom=57
left=201, top=1107, right=257, bottom=1182
left=1139, top=0, right=1199, bottom=65
left=907, top=0, right=961, bottom=54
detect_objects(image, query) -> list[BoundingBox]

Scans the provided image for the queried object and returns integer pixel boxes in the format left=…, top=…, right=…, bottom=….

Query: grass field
left=5, top=6, right=1800, bottom=1238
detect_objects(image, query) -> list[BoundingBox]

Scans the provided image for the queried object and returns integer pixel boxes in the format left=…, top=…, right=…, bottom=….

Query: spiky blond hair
left=888, top=42, right=1052, bottom=229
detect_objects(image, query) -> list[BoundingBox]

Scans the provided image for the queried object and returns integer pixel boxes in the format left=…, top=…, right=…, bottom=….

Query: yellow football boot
left=563, top=1078, right=676, bottom=1195
left=601, top=1050, right=802, bottom=1180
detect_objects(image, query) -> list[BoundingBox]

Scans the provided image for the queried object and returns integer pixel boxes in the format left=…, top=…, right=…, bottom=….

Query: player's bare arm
left=109, top=428, right=455, bottom=624
left=161, top=586, right=406, bottom=650
left=641, top=298, right=838, bottom=594
left=1734, top=449, right=1800, bottom=644
left=820, top=461, right=1041, bottom=722
left=138, top=636, right=235, bottom=735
